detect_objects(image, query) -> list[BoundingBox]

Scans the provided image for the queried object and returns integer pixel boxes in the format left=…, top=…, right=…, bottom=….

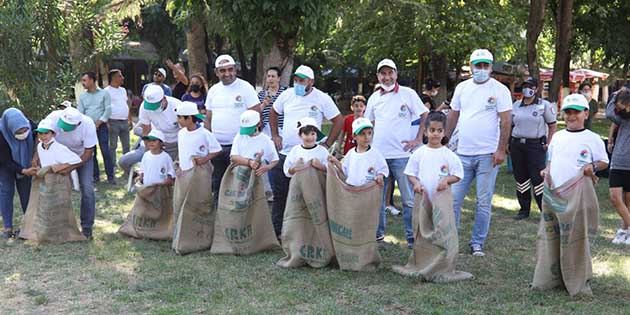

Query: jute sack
left=118, top=183, right=174, bottom=240
left=392, top=189, right=473, bottom=283
left=532, top=174, right=599, bottom=296
left=325, top=163, right=381, bottom=271
left=19, top=167, right=86, bottom=243
left=172, top=162, right=215, bottom=255
left=211, top=163, right=279, bottom=255
left=276, top=162, right=334, bottom=268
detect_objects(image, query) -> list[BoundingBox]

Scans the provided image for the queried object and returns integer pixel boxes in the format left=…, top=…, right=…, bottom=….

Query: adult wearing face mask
left=579, top=82, right=598, bottom=130
left=445, top=49, right=512, bottom=257
left=0, top=108, right=36, bottom=239
left=420, top=78, right=441, bottom=111
left=181, top=74, right=208, bottom=113
left=509, top=77, right=557, bottom=220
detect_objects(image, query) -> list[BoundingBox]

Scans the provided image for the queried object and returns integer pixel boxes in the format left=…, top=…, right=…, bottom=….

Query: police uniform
left=510, top=96, right=556, bottom=218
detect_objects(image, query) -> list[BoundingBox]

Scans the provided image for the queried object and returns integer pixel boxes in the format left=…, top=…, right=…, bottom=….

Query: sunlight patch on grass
left=593, top=257, right=630, bottom=280
left=5, top=272, right=21, bottom=284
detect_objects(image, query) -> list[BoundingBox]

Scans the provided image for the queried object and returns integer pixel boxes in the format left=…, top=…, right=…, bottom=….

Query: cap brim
left=239, top=125, right=257, bottom=135
left=195, top=113, right=206, bottom=120
left=57, top=119, right=77, bottom=132
left=142, top=135, right=162, bottom=141
left=294, top=73, right=311, bottom=79
left=35, top=127, right=53, bottom=133
left=353, top=125, right=372, bottom=135
left=562, top=105, right=588, bottom=111
left=316, top=130, right=326, bottom=142
left=471, top=59, right=493, bottom=65
left=143, top=100, right=161, bottom=110
left=377, top=65, right=396, bottom=72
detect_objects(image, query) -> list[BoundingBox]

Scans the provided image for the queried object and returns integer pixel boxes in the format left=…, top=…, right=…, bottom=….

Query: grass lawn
left=0, top=118, right=628, bottom=314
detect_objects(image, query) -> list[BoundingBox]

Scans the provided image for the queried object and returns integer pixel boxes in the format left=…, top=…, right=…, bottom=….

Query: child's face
left=146, top=139, right=161, bottom=151
left=353, top=128, right=373, bottom=148
left=300, top=130, right=318, bottom=147
left=351, top=101, right=366, bottom=117
left=426, top=121, right=445, bottom=147
left=177, top=115, right=193, bottom=128
left=563, top=109, right=588, bottom=130
left=38, top=131, right=53, bottom=144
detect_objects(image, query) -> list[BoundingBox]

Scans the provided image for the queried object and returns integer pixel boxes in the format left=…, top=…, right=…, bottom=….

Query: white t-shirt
left=404, top=146, right=464, bottom=200
left=177, top=126, right=222, bottom=171
left=37, top=140, right=82, bottom=168
left=205, top=78, right=259, bottom=145
left=139, top=96, right=181, bottom=143
left=342, top=147, right=389, bottom=186
left=548, top=129, right=608, bottom=188
left=230, top=133, right=279, bottom=163
left=273, top=87, right=341, bottom=155
left=450, top=78, right=512, bottom=155
left=105, top=86, right=129, bottom=120
left=46, top=110, right=98, bottom=156
left=139, top=151, right=176, bottom=186
left=283, top=144, right=329, bottom=177
left=365, top=85, right=428, bottom=159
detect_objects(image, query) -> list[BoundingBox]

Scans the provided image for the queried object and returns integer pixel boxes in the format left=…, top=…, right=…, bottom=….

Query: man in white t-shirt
left=268, top=65, right=343, bottom=237
left=365, top=58, right=429, bottom=247
left=139, top=84, right=181, bottom=161
left=204, top=54, right=261, bottom=202
left=42, top=107, right=98, bottom=239
left=445, top=49, right=512, bottom=257
left=105, top=69, right=131, bottom=168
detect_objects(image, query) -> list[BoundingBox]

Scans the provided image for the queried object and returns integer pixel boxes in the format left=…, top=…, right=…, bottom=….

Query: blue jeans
left=452, top=154, right=499, bottom=248
left=93, top=123, right=114, bottom=181
left=377, top=158, right=414, bottom=241
left=0, top=166, right=31, bottom=229
left=77, top=158, right=96, bottom=230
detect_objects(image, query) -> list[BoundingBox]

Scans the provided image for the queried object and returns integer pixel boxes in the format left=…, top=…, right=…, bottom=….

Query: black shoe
left=82, top=228, right=93, bottom=240
left=514, top=212, right=530, bottom=220
left=107, top=178, right=117, bottom=185
left=2, top=231, right=12, bottom=239
left=407, top=238, right=414, bottom=249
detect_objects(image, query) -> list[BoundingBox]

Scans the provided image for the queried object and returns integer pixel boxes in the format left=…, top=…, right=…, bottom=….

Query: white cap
left=143, top=84, right=165, bottom=110
left=294, top=65, right=314, bottom=79
left=57, top=107, right=83, bottom=131
left=352, top=117, right=373, bottom=135
left=157, top=68, right=166, bottom=77
left=561, top=93, right=590, bottom=111
left=240, top=110, right=260, bottom=128
left=296, top=117, right=325, bottom=140
left=142, top=129, right=165, bottom=142
left=377, top=59, right=397, bottom=72
left=59, top=100, right=72, bottom=109
left=175, top=101, right=200, bottom=116
left=470, top=49, right=494, bottom=65
left=215, top=54, right=236, bottom=68
left=35, top=118, right=55, bottom=133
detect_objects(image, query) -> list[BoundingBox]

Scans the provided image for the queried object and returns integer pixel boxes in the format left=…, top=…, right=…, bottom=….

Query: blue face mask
left=294, top=83, right=307, bottom=96
left=472, top=68, right=491, bottom=83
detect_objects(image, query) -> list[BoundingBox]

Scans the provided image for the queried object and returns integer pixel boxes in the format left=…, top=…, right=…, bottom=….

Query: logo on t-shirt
left=577, top=148, right=590, bottom=166
left=234, top=95, right=244, bottom=108
left=160, top=167, right=167, bottom=179
left=198, top=145, right=207, bottom=155
left=439, top=165, right=449, bottom=177
left=399, top=104, right=409, bottom=118
left=366, top=166, right=376, bottom=181
left=486, top=97, right=497, bottom=111
left=309, top=105, right=320, bottom=117
left=532, top=111, right=538, bottom=117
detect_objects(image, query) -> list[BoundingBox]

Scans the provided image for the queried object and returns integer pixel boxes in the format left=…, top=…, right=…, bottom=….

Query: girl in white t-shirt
left=404, top=112, right=464, bottom=200
left=137, top=130, right=175, bottom=186
left=283, top=117, right=328, bottom=177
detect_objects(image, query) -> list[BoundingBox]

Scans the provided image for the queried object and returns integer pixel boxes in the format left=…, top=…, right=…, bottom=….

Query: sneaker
left=407, top=238, right=414, bottom=249
left=265, top=191, right=274, bottom=202
left=470, top=244, right=485, bottom=257
left=82, top=228, right=93, bottom=240
left=514, top=212, right=530, bottom=221
left=385, top=205, right=401, bottom=216
left=612, top=229, right=628, bottom=244
left=376, top=235, right=385, bottom=243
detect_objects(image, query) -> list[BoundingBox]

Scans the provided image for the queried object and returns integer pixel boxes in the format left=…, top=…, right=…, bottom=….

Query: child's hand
left=163, top=176, right=174, bottom=186
left=413, top=183, right=424, bottom=194
left=583, top=164, right=595, bottom=177
left=193, top=156, right=208, bottom=166
left=255, top=164, right=271, bottom=176
left=327, top=155, right=338, bottom=164
left=248, top=159, right=261, bottom=170
left=22, top=167, right=38, bottom=176
left=375, top=174, right=384, bottom=187
left=437, top=177, right=449, bottom=191
left=312, top=159, right=325, bottom=171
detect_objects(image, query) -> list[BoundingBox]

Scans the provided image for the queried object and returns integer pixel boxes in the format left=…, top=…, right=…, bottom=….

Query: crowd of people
left=1, top=47, right=628, bottom=296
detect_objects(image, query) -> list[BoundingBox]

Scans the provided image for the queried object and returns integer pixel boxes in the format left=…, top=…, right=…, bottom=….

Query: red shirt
left=342, top=114, right=356, bottom=154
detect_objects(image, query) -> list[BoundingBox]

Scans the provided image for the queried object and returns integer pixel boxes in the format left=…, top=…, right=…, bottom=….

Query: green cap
left=143, top=100, right=161, bottom=111
left=141, top=135, right=161, bottom=141
left=34, top=127, right=53, bottom=133
left=239, top=125, right=257, bottom=135
left=57, top=119, right=77, bottom=132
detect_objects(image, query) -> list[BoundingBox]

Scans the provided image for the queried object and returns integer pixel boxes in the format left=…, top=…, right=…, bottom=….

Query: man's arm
left=80, top=147, right=94, bottom=164
left=166, top=60, right=189, bottom=86
left=269, top=108, right=282, bottom=150
left=141, top=123, right=151, bottom=136
left=204, top=111, right=213, bottom=131
left=404, top=111, right=429, bottom=151
left=445, top=110, right=460, bottom=138
left=323, top=114, right=344, bottom=148
left=100, top=92, right=112, bottom=123
left=493, top=110, right=512, bottom=166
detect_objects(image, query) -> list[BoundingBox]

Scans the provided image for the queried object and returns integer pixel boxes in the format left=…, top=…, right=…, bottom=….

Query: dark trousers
left=510, top=140, right=546, bottom=215
left=211, top=145, right=232, bottom=205
left=0, top=166, right=31, bottom=229
left=93, top=123, right=115, bottom=181
left=270, top=154, right=290, bottom=237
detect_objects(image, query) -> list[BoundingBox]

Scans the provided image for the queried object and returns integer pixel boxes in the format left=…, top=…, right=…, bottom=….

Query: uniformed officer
left=510, top=77, right=557, bottom=220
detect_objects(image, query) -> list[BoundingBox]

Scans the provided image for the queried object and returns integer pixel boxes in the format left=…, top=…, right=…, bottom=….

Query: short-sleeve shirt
left=365, top=84, right=428, bottom=159
left=258, top=86, right=287, bottom=129
left=204, top=78, right=260, bottom=145
left=450, top=78, right=512, bottom=155
left=230, top=133, right=279, bottom=163
left=37, top=141, right=81, bottom=168
left=342, top=146, right=389, bottom=186
left=511, top=97, right=556, bottom=139
left=46, top=110, right=98, bottom=156
left=548, top=129, right=608, bottom=188
left=138, top=96, right=181, bottom=144
left=342, top=114, right=356, bottom=154
left=78, top=89, right=111, bottom=122
left=105, top=86, right=129, bottom=120
left=177, top=126, right=222, bottom=171
left=283, top=144, right=329, bottom=177
left=273, top=87, right=341, bottom=155
left=139, top=151, right=176, bottom=186
left=404, top=146, right=464, bottom=200
left=181, top=93, right=207, bottom=110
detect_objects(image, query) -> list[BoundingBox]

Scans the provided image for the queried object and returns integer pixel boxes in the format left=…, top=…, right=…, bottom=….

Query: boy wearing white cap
left=139, top=84, right=181, bottom=161
left=137, top=129, right=176, bottom=186
left=283, top=117, right=329, bottom=177
left=230, top=110, right=279, bottom=175
left=175, top=101, right=222, bottom=172
left=33, top=119, right=81, bottom=172
left=444, top=49, right=512, bottom=257
left=328, top=118, right=388, bottom=186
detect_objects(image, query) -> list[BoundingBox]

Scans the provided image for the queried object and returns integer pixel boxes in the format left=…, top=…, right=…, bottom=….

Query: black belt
left=511, top=137, right=544, bottom=144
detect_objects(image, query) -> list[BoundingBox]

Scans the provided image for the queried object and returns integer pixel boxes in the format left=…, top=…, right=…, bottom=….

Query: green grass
left=0, top=118, right=628, bottom=314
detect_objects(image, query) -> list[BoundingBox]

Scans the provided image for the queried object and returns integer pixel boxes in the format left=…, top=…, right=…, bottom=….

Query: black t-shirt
left=420, top=93, right=436, bottom=110
left=172, top=82, right=188, bottom=100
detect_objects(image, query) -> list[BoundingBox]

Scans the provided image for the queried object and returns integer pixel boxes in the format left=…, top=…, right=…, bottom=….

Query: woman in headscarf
left=0, top=108, right=36, bottom=239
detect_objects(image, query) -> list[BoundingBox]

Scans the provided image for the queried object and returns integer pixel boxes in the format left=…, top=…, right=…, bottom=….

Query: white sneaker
left=470, top=244, right=485, bottom=257
left=385, top=206, right=401, bottom=216
left=612, top=229, right=628, bottom=244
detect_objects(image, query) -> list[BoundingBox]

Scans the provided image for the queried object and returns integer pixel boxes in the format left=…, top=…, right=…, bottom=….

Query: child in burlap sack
left=532, top=94, right=609, bottom=296
left=392, top=111, right=473, bottom=282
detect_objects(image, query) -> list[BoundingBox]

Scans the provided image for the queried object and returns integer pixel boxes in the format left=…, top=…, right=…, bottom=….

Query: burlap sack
left=325, top=163, right=382, bottom=271
left=276, top=162, right=334, bottom=268
left=19, top=167, right=86, bottom=243
left=118, top=183, right=174, bottom=240
left=392, top=189, right=473, bottom=283
left=211, top=163, right=279, bottom=255
left=172, top=162, right=215, bottom=255
left=532, top=174, right=599, bottom=296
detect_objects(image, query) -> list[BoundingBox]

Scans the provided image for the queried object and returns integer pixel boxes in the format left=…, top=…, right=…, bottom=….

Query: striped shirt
left=258, top=86, right=287, bottom=129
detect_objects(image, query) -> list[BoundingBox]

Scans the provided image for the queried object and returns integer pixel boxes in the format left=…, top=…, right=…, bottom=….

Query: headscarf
left=0, top=108, right=34, bottom=168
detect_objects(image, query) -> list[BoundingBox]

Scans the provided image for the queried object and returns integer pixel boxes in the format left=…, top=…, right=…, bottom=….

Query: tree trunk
left=258, top=35, right=296, bottom=87
left=432, top=53, right=448, bottom=103
left=526, top=0, right=546, bottom=91
left=186, top=19, right=207, bottom=77
left=416, top=48, right=423, bottom=92
left=549, top=0, right=574, bottom=103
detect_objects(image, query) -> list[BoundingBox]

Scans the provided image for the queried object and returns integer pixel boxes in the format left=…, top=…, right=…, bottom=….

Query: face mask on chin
left=381, top=83, right=396, bottom=92
left=14, top=130, right=29, bottom=141
left=430, top=90, right=439, bottom=97
left=582, top=92, right=592, bottom=99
